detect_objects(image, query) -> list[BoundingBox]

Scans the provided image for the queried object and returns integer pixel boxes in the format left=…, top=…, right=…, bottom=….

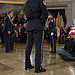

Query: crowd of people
left=0, top=13, right=73, bottom=45
left=0, top=13, right=27, bottom=43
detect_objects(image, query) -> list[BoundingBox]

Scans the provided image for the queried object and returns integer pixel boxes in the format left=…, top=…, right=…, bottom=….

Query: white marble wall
left=45, top=0, right=72, bottom=2
left=72, top=0, right=75, bottom=20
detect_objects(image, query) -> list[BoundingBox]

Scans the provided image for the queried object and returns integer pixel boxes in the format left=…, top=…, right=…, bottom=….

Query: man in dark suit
left=3, top=11, right=13, bottom=53
left=23, top=0, right=48, bottom=73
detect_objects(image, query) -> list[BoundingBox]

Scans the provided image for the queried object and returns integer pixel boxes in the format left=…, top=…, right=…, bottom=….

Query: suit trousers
left=4, top=34, right=11, bottom=52
left=25, top=30, right=42, bottom=70
left=10, top=34, right=14, bottom=51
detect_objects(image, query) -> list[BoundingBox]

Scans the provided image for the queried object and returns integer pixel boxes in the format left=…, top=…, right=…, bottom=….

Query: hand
left=51, top=32, right=54, bottom=36
left=25, top=31, right=27, bottom=33
left=15, top=30, right=18, bottom=34
left=47, top=27, right=49, bottom=29
left=8, top=31, right=11, bottom=35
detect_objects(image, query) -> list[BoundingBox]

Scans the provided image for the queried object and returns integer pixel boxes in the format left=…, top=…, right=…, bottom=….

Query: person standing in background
left=48, top=14, right=56, bottom=53
left=0, top=23, right=4, bottom=43
left=3, top=11, right=13, bottom=53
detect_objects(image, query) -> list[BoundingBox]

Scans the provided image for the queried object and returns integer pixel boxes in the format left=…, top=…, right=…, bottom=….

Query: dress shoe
left=6, top=51, right=10, bottom=53
left=6, top=51, right=12, bottom=53
left=12, top=49, right=16, bottom=51
left=35, top=67, right=46, bottom=73
left=49, top=50, right=56, bottom=53
left=25, top=65, right=34, bottom=70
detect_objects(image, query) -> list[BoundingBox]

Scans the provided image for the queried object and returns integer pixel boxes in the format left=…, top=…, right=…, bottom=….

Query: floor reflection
left=68, top=65, right=75, bottom=75
left=0, top=43, right=75, bottom=75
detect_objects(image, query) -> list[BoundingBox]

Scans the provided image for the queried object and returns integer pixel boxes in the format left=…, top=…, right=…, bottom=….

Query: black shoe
left=49, top=50, right=56, bottom=53
left=12, top=49, right=15, bottom=51
left=6, top=51, right=10, bottom=53
left=6, top=50, right=12, bottom=53
left=35, top=68, right=46, bottom=73
left=25, top=65, right=34, bottom=70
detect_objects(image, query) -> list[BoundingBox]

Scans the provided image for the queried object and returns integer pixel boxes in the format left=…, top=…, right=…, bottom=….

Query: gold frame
left=0, top=1, right=26, bottom=4
left=0, top=1, right=26, bottom=19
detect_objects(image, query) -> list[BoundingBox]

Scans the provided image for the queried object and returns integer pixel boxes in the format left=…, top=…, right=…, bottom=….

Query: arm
left=6, top=17, right=11, bottom=34
left=39, top=0, right=48, bottom=20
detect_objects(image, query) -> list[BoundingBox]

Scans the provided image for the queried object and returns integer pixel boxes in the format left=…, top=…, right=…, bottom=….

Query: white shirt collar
left=8, top=15, right=11, bottom=20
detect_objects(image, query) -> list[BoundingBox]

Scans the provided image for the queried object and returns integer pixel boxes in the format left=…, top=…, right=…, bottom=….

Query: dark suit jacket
left=23, top=0, right=48, bottom=31
left=3, top=16, right=12, bottom=34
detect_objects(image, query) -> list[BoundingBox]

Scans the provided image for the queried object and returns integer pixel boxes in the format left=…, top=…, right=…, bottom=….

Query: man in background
left=3, top=11, right=13, bottom=53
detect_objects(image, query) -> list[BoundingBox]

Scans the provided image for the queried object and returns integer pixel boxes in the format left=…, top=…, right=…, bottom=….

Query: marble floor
left=0, top=42, right=75, bottom=75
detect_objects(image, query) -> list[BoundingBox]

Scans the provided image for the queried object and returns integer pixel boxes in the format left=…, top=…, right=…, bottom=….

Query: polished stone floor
left=0, top=42, right=75, bottom=75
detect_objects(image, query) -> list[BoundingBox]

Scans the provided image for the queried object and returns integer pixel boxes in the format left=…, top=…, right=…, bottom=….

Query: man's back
left=28, top=0, right=39, bottom=10
left=23, top=0, right=48, bottom=31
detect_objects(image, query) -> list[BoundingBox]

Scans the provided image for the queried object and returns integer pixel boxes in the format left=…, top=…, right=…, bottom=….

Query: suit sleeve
left=6, top=17, right=10, bottom=31
left=39, top=0, right=48, bottom=20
